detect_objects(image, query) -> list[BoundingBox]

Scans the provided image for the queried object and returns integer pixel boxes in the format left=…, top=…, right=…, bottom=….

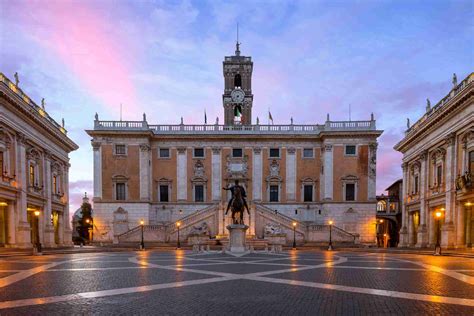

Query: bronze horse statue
left=224, top=182, right=250, bottom=225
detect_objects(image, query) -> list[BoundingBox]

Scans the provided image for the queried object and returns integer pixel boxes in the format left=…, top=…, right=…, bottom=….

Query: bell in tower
left=223, top=37, right=253, bottom=125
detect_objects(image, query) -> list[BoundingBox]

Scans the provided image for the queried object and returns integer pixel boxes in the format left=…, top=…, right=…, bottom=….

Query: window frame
left=269, top=185, right=279, bottom=202
left=115, top=183, right=126, bottom=201
left=193, top=147, right=205, bottom=158
left=158, top=148, right=170, bottom=159
left=344, top=145, right=357, bottom=156
left=159, top=184, right=169, bottom=202
left=269, top=148, right=280, bottom=158
left=345, top=183, right=356, bottom=201
left=114, top=144, right=127, bottom=156
left=303, top=184, right=313, bottom=202
left=194, top=184, right=205, bottom=202
left=302, top=148, right=314, bottom=159
left=232, top=148, right=243, bottom=158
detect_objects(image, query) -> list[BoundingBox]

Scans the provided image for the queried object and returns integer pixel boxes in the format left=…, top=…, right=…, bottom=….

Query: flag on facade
left=268, top=110, right=274, bottom=124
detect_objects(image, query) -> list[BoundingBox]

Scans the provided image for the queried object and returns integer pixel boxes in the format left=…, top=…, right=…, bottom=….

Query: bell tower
left=223, top=37, right=253, bottom=125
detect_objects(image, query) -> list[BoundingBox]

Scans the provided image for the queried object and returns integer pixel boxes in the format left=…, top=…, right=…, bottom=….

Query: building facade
left=376, top=179, right=402, bottom=247
left=87, top=45, right=383, bottom=245
left=0, top=73, right=78, bottom=248
left=395, top=73, right=474, bottom=249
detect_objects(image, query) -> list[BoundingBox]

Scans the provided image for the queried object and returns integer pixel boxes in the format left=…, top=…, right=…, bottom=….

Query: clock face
left=231, top=89, right=245, bottom=103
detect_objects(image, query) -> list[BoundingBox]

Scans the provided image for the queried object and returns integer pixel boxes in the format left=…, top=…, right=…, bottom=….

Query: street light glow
left=466, top=202, right=473, bottom=207
left=86, top=219, right=90, bottom=224
left=379, top=219, right=384, bottom=223
left=177, top=221, right=181, bottom=227
left=328, top=220, right=333, bottom=225
left=34, top=210, right=40, bottom=216
left=292, top=222, right=297, bottom=227
left=140, top=219, right=145, bottom=226
left=435, top=211, right=442, bottom=218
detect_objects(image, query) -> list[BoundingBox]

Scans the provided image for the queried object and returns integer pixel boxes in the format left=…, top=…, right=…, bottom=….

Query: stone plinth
left=226, top=224, right=249, bottom=253
left=188, top=235, right=210, bottom=253
left=265, top=234, right=286, bottom=253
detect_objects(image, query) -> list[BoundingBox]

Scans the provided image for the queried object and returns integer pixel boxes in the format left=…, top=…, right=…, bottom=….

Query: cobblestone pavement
left=0, top=250, right=473, bottom=315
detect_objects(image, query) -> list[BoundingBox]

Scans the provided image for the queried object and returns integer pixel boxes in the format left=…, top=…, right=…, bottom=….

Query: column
left=442, top=133, right=456, bottom=248
left=399, top=162, right=409, bottom=247
left=43, top=151, right=55, bottom=247
left=15, top=132, right=31, bottom=248
left=252, top=147, right=262, bottom=201
left=92, top=142, right=102, bottom=199
left=211, top=148, right=221, bottom=201
left=286, top=147, right=296, bottom=201
left=466, top=206, right=472, bottom=247
left=7, top=203, right=15, bottom=245
left=323, top=144, right=333, bottom=200
left=367, top=143, right=377, bottom=200
left=63, top=164, right=73, bottom=246
left=139, top=144, right=151, bottom=200
left=456, top=202, right=465, bottom=248
left=408, top=213, right=415, bottom=246
left=416, top=151, right=428, bottom=247
left=177, top=147, right=187, bottom=201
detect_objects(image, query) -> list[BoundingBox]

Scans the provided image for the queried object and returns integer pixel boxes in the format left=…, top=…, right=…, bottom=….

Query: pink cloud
left=15, top=1, right=140, bottom=117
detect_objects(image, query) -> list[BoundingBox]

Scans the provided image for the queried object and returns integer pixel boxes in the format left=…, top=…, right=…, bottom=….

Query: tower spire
left=235, top=22, right=240, bottom=56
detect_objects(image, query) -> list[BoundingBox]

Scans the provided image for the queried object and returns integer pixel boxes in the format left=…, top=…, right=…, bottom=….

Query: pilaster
left=15, top=132, right=31, bottom=248
left=442, top=133, right=456, bottom=248
left=92, top=141, right=102, bottom=199
left=43, top=150, right=55, bottom=247
left=139, top=144, right=151, bottom=200
left=211, top=147, right=221, bottom=201
left=252, top=147, right=262, bottom=201
left=416, top=150, right=428, bottom=247
left=323, top=144, right=333, bottom=200
left=177, top=147, right=187, bottom=201
left=285, top=147, right=296, bottom=201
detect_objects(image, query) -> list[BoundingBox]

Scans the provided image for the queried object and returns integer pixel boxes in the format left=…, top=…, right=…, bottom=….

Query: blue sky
left=1, top=0, right=472, bottom=212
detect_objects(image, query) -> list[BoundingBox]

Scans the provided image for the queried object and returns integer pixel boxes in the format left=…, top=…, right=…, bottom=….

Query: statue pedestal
left=265, top=234, right=287, bottom=253
left=188, top=235, right=209, bottom=253
left=226, top=224, right=249, bottom=253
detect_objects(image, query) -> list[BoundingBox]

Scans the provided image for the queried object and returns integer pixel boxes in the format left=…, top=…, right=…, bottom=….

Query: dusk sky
left=1, top=0, right=472, bottom=213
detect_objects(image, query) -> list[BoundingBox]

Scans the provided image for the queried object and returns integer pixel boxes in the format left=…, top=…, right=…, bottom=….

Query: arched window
left=234, top=74, right=242, bottom=88
left=377, top=200, right=386, bottom=211
left=234, top=105, right=242, bottom=124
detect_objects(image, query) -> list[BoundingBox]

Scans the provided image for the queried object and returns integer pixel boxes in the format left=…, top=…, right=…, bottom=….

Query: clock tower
left=223, top=41, right=253, bottom=125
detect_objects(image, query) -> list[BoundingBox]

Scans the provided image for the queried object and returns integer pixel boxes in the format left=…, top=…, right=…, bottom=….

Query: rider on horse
left=223, top=180, right=250, bottom=215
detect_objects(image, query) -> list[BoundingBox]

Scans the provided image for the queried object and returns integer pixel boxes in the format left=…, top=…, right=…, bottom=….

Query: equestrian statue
left=223, top=180, right=250, bottom=225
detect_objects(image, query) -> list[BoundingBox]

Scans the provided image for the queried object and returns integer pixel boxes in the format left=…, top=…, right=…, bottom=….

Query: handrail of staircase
left=332, top=225, right=358, bottom=241
left=254, top=203, right=306, bottom=233
left=116, top=225, right=141, bottom=238
left=117, top=224, right=167, bottom=239
left=167, top=203, right=219, bottom=232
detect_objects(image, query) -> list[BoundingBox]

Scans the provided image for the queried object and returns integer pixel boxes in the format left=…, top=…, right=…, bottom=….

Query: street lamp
left=328, top=220, right=334, bottom=251
left=434, top=211, right=442, bottom=256
left=140, top=219, right=145, bottom=250
left=34, top=210, right=42, bottom=254
left=292, top=222, right=297, bottom=249
left=176, top=221, right=181, bottom=249
left=86, top=218, right=94, bottom=243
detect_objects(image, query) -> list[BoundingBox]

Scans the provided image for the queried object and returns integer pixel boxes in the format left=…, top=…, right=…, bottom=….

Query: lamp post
left=378, top=219, right=384, bottom=247
left=176, top=221, right=181, bottom=249
left=434, top=211, right=442, bottom=256
left=34, top=210, right=42, bottom=254
left=140, top=219, right=145, bottom=250
left=328, top=220, right=333, bottom=251
left=85, top=218, right=93, bottom=243
left=292, top=222, right=297, bottom=249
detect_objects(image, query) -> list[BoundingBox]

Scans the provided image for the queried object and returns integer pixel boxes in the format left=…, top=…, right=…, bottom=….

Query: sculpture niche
left=223, top=180, right=250, bottom=225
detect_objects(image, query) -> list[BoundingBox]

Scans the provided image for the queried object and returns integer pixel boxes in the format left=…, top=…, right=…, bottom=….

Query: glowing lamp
left=85, top=219, right=90, bottom=224
left=34, top=210, right=40, bottom=216
left=435, top=211, right=442, bottom=218
left=328, top=220, right=333, bottom=225
left=379, top=219, right=384, bottom=223
left=465, top=202, right=472, bottom=207
left=0, top=202, right=8, bottom=207
left=140, top=220, right=144, bottom=226
left=292, top=222, right=297, bottom=227
left=176, top=221, right=181, bottom=227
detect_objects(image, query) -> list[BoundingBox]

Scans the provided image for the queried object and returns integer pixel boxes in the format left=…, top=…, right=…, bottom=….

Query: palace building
left=0, top=73, right=78, bottom=249
left=395, top=73, right=473, bottom=249
left=87, top=44, right=383, bottom=246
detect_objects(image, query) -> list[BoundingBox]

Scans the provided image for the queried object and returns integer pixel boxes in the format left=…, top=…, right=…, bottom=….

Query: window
left=303, top=148, right=314, bottom=158
left=377, top=201, right=386, bottom=211
left=234, top=74, right=242, bottom=88
left=159, top=148, right=170, bottom=158
left=345, top=145, right=356, bottom=155
left=116, top=183, right=126, bottom=200
left=345, top=183, right=355, bottom=201
left=194, top=148, right=204, bottom=158
left=470, top=151, right=474, bottom=174
left=195, top=185, right=204, bottom=202
left=159, top=185, right=169, bottom=202
left=115, top=144, right=126, bottom=155
left=53, top=175, right=57, bottom=194
left=414, top=175, right=419, bottom=194
left=0, top=152, right=3, bottom=174
left=29, top=164, right=35, bottom=185
left=232, top=148, right=243, bottom=158
left=436, top=165, right=442, bottom=185
left=270, top=185, right=279, bottom=202
left=269, top=148, right=280, bottom=158
left=303, top=185, right=313, bottom=202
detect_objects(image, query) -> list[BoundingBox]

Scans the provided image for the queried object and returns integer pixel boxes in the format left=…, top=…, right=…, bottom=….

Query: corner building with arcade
left=87, top=44, right=383, bottom=246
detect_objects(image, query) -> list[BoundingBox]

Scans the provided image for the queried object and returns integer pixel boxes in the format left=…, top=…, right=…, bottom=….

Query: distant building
left=376, top=179, right=402, bottom=247
left=394, top=73, right=473, bottom=249
left=86, top=43, right=383, bottom=246
left=0, top=73, right=78, bottom=248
